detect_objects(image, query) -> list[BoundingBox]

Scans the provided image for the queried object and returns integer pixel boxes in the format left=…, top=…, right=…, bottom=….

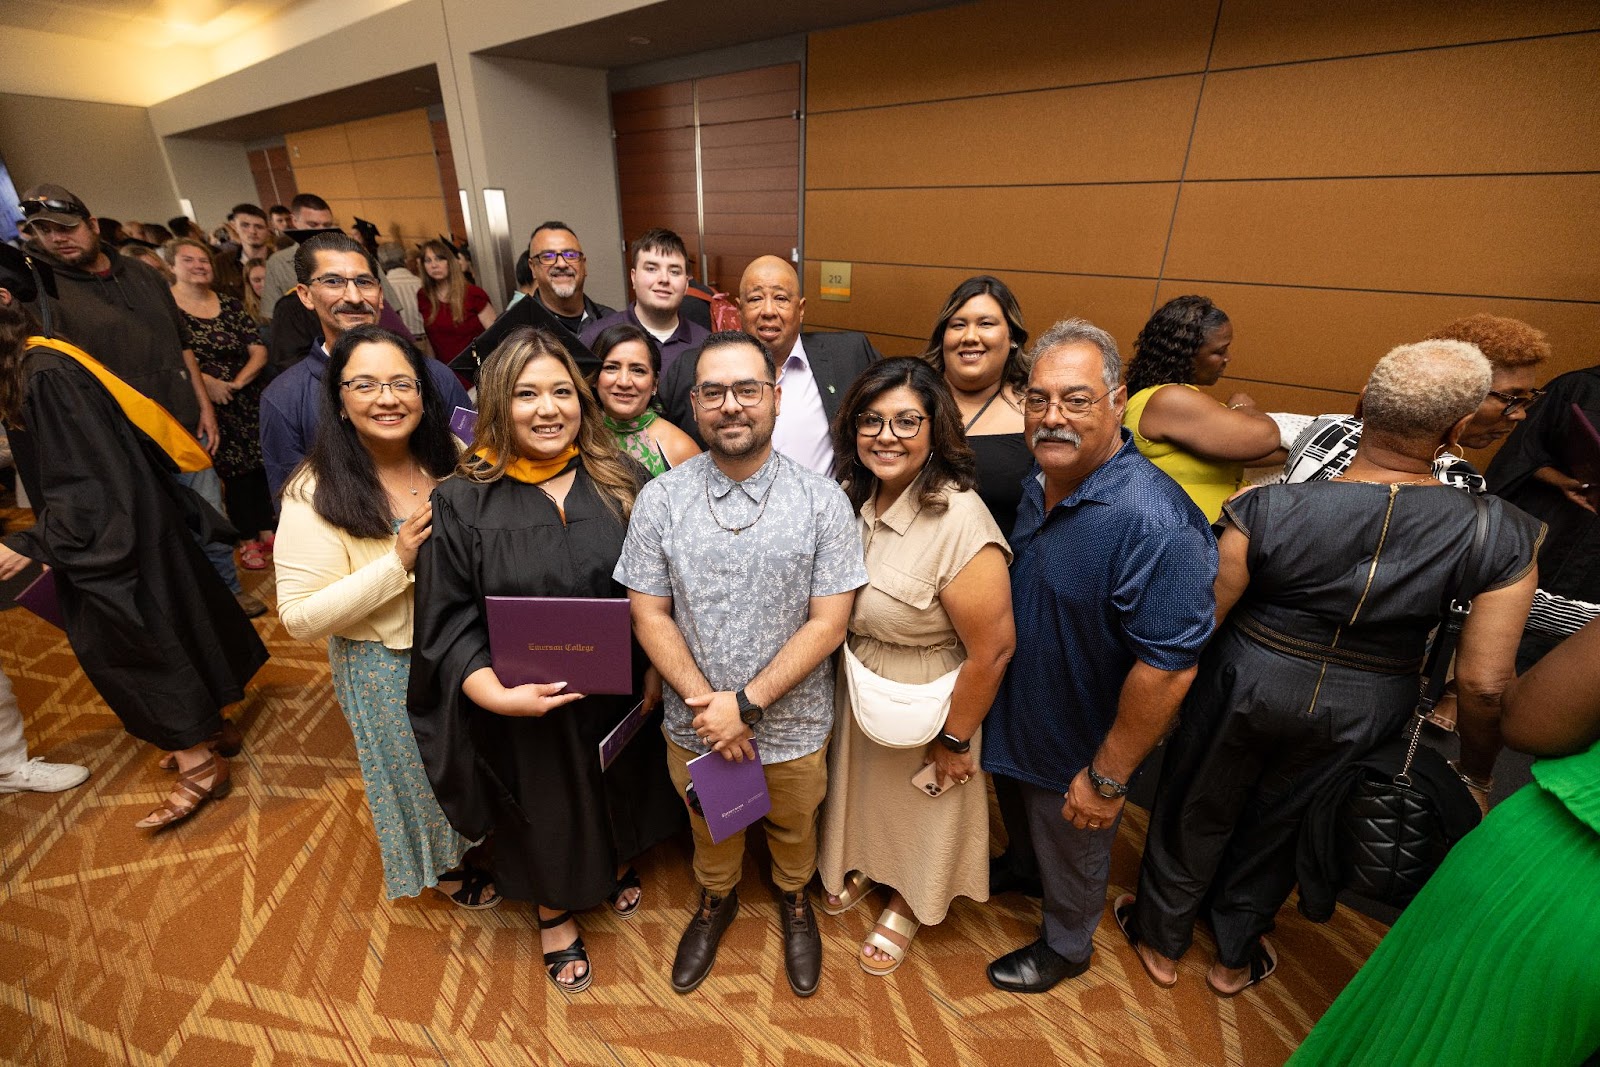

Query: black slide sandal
left=608, top=866, right=643, bottom=919
left=538, top=910, right=592, bottom=994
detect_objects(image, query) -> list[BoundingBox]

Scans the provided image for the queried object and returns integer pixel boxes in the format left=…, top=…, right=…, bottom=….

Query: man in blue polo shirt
left=982, top=317, right=1217, bottom=993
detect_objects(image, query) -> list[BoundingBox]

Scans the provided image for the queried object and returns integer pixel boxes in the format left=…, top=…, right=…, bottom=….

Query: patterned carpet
left=0, top=508, right=1385, bottom=1067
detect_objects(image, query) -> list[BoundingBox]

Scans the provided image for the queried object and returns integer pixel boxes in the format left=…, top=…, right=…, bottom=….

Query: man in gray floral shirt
left=616, top=330, right=867, bottom=999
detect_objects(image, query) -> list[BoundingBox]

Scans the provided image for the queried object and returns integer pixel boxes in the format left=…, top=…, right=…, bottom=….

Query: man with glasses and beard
left=526, top=221, right=613, bottom=335
left=980, top=318, right=1216, bottom=994
left=258, top=232, right=469, bottom=497
left=615, top=330, right=867, bottom=1000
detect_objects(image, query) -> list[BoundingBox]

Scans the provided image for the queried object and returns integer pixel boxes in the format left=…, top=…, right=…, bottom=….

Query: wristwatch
left=736, top=688, right=764, bottom=726
left=936, top=731, right=971, bottom=754
left=1087, top=764, right=1128, bottom=799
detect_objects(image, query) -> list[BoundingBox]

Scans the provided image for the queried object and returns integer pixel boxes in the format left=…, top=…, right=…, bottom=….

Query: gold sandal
left=136, top=753, right=232, bottom=829
left=819, top=869, right=875, bottom=916
left=860, top=904, right=919, bottom=976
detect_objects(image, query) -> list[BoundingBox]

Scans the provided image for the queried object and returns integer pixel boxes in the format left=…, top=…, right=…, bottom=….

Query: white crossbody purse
left=841, top=643, right=959, bottom=749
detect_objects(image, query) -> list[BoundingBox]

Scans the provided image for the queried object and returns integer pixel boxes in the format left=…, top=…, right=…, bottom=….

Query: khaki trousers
left=666, top=739, right=829, bottom=895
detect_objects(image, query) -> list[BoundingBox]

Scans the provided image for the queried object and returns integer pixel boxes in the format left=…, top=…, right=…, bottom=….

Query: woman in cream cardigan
left=275, top=324, right=490, bottom=905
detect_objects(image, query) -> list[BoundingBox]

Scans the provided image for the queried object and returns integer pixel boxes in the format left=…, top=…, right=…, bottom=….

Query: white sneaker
left=0, top=757, right=91, bottom=794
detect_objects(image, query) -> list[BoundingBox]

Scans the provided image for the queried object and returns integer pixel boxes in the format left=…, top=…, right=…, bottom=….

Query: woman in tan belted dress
left=818, top=357, right=1016, bottom=974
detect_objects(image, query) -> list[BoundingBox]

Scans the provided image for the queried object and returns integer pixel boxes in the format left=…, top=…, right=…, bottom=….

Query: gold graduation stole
left=27, top=335, right=212, bottom=473
left=473, top=445, right=580, bottom=485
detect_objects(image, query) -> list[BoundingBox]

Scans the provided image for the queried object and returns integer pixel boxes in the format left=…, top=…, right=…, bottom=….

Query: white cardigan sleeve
left=273, top=491, right=412, bottom=642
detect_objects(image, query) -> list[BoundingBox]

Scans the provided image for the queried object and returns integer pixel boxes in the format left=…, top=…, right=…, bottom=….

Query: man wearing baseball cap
left=18, top=183, right=265, bottom=617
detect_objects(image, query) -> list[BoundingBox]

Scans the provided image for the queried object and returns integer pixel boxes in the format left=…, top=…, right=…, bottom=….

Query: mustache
left=334, top=302, right=373, bottom=316
left=1032, top=426, right=1082, bottom=447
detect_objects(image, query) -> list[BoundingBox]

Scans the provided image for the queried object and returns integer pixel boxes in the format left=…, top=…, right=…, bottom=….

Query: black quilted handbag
left=1337, top=495, right=1489, bottom=909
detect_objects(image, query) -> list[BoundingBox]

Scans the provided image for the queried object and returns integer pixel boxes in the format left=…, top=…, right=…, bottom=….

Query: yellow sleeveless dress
left=1123, top=384, right=1242, bottom=522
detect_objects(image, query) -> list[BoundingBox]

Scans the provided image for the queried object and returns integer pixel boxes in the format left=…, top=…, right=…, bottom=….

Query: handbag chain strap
left=1396, top=493, right=1492, bottom=787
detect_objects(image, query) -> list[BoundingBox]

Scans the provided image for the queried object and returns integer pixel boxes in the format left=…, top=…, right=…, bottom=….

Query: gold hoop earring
left=1433, top=442, right=1465, bottom=462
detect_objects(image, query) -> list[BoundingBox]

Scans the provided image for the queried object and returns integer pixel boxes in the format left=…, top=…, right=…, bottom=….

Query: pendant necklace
left=706, top=464, right=780, bottom=536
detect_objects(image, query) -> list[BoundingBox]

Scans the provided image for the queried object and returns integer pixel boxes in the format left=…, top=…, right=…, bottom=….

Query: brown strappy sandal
left=158, top=719, right=242, bottom=771
left=136, top=753, right=232, bottom=829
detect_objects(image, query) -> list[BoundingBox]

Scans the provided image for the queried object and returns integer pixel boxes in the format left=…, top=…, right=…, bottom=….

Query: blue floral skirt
left=328, top=637, right=471, bottom=899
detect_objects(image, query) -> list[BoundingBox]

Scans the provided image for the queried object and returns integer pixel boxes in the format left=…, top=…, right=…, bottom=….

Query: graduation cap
left=0, top=243, right=59, bottom=336
left=449, top=294, right=597, bottom=386
left=351, top=217, right=380, bottom=251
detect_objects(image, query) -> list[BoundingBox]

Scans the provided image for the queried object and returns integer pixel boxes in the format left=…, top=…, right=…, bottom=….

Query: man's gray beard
left=549, top=278, right=578, bottom=299
left=1031, top=426, right=1082, bottom=448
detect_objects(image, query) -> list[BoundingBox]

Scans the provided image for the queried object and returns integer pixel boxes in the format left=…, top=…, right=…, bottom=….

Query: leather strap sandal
left=820, top=869, right=875, bottom=916
left=1207, top=936, right=1277, bottom=998
left=158, top=719, right=242, bottom=771
left=538, top=910, right=592, bottom=994
left=136, top=753, right=231, bottom=830
left=860, top=904, right=919, bottom=976
left=1114, top=893, right=1178, bottom=988
left=607, top=866, right=642, bottom=919
left=437, top=866, right=501, bottom=910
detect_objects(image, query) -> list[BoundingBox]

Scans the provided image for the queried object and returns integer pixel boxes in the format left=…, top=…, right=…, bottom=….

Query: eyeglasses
left=19, top=197, right=88, bottom=220
left=340, top=378, right=421, bottom=397
left=534, top=250, right=584, bottom=264
left=309, top=273, right=382, bottom=294
left=1486, top=388, right=1545, bottom=416
left=855, top=412, right=927, bottom=439
left=692, top=380, right=774, bottom=409
left=1022, top=389, right=1112, bottom=417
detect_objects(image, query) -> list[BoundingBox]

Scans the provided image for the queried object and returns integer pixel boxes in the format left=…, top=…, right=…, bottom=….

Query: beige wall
left=163, top=136, right=258, bottom=235
left=803, top=0, right=1600, bottom=460
left=0, top=93, right=179, bottom=224
left=285, top=109, right=450, bottom=248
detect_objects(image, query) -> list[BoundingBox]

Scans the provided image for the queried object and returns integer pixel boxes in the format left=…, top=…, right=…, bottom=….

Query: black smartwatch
left=1087, top=763, right=1128, bottom=799
left=736, top=688, right=764, bottom=726
left=936, top=731, right=970, bottom=754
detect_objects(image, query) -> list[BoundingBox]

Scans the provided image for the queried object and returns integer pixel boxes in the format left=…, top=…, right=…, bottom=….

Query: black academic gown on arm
left=1, top=348, right=268, bottom=750
left=407, top=461, right=682, bottom=909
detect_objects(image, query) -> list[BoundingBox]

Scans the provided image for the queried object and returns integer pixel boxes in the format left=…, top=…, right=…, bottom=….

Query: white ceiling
left=0, top=0, right=301, bottom=45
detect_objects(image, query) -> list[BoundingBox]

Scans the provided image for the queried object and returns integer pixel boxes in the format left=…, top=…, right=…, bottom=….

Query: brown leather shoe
left=671, top=888, right=739, bottom=994
left=781, top=889, right=822, bottom=997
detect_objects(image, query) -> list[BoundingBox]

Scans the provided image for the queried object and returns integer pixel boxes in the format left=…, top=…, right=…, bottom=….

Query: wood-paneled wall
left=284, top=108, right=452, bottom=248
left=804, top=0, right=1600, bottom=440
left=614, top=64, right=799, bottom=295
left=247, top=145, right=296, bottom=211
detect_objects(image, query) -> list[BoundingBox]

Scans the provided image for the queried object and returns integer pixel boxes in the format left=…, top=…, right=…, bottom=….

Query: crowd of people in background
left=1, top=179, right=1597, bottom=1064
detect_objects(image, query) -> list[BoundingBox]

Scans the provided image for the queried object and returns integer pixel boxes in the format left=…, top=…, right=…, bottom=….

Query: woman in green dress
left=589, top=322, right=699, bottom=476
left=1289, top=617, right=1600, bottom=1065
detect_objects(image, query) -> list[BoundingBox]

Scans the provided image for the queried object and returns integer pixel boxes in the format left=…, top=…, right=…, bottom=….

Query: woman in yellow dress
left=1121, top=296, right=1281, bottom=521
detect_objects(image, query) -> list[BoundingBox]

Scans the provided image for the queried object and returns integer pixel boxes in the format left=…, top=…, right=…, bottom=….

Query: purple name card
left=450, top=406, right=478, bottom=442
left=687, top=740, right=771, bottom=843
left=15, top=567, right=63, bottom=630
left=484, top=596, right=633, bottom=695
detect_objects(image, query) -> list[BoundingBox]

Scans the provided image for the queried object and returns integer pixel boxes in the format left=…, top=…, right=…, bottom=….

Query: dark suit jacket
left=659, top=329, right=880, bottom=448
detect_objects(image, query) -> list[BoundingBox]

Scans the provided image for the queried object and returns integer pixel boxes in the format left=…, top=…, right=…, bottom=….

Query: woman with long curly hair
left=918, top=275, right=1032, bottom=536
left=817, top=357, right=1016, bottom=975
left=1122, top=295, right=1281, bottom=520
left=407, top=326, right=682, bottom=995
left=417, top=239, right=495, bottom=363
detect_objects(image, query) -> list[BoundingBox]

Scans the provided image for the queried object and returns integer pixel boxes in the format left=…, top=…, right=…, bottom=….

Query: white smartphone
left=911, top=763, right=959, bottom=798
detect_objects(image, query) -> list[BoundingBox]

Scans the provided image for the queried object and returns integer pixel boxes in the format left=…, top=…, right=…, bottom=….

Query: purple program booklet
left=598, top=700, right=648, bottom=772
left=15, top=567, right=63, bottom=630
left=484, top=596, right=633, bottom=695
left=450, top=406, right=478, bottom=442
left=687, top=740, right=771, bottom=844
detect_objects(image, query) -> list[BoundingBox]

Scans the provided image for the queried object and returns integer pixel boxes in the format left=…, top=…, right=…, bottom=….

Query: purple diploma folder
left=484, top=596, right=633, bottom=695
left=15, top=567, right=63, bottom=630
left=1567, top=403, right=1600, bottom=492
left=687, top=741, right=771, bottom=844
left=450, top=406, right=478, bottom=442
left=598, top=700, right=647, bottom=772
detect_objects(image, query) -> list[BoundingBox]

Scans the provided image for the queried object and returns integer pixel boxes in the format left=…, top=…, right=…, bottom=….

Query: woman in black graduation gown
left=408, top=326, right=681, bottom=995
left=0, top=247, right=267, bottom=830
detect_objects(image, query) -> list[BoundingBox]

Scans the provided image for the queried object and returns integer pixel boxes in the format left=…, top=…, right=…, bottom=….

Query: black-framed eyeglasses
left=692, top=380, right=774, bottom=409
left=309, top=273, right=382, bottom=294
left=1022, top=389, right=1112, bottom=417
left=1486, top=388, right=1545, bottom=416
left=19, top=197, right=88, bottom=220
left=534, top=250, right=584, bottom=264
left=340, top=378, right=421, bottom=397
left=855, top=412, right=927, bottom=439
